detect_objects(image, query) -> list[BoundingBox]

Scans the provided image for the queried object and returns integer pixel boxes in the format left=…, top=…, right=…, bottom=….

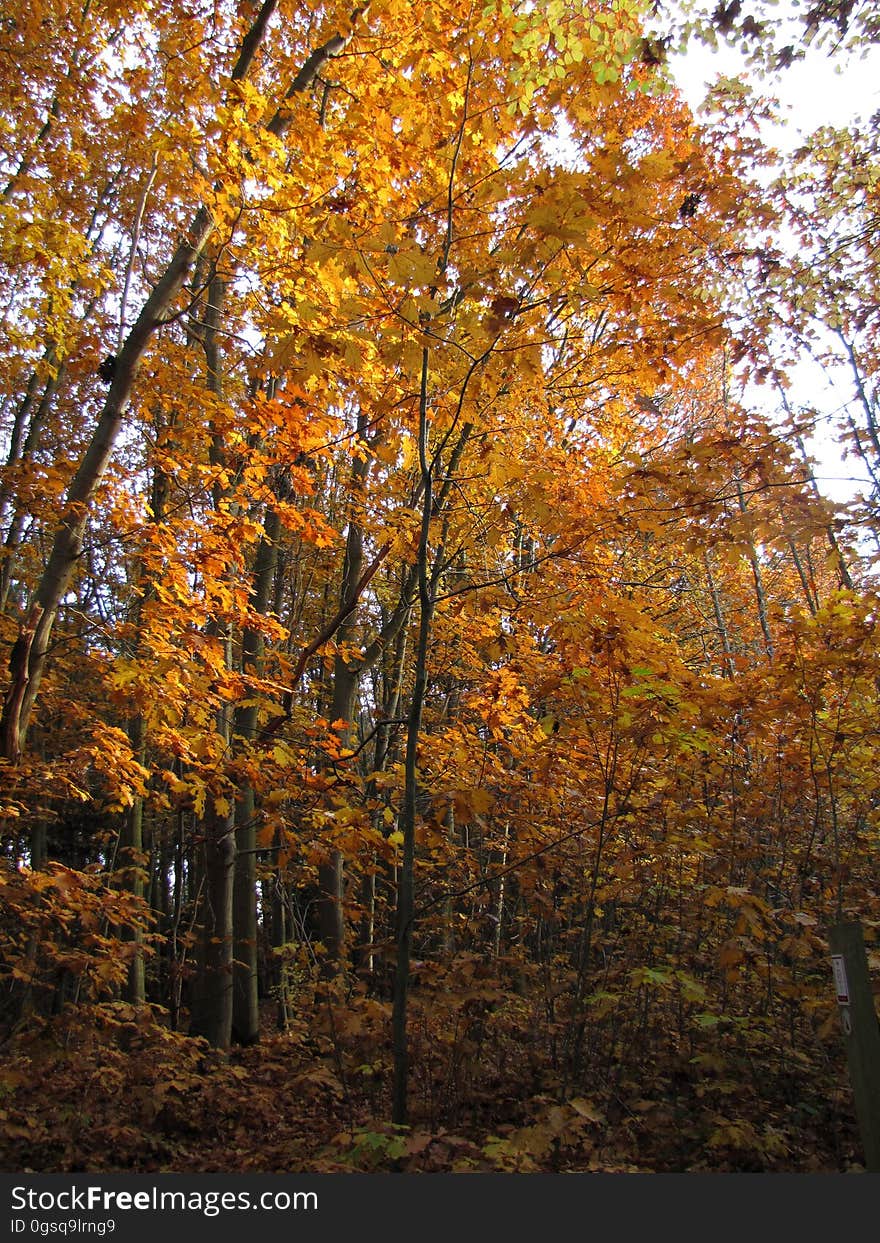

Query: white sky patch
left=672, top=35, right=880, bottom=140
left=670, top=33, right=880, bottom=506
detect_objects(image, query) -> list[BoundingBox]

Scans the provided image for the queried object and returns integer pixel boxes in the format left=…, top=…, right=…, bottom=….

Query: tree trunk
left=189, top=800, right=236, bottom=1049
left=392, top=348, right=433, bottom=1127
left=317, top=429, right=371, bottom=973
left=232, top=784, right=260, bottom=1044
left=231, top=445, right=282, bottom=1045
left=121, top=715, right=147, bottom=1005
left=319, top=656, right=359, bottom=971
left=269, top=866, right=292, bottom=1031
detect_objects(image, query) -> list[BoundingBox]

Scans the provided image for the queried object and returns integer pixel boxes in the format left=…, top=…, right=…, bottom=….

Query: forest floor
left=0, top=992, right=864, bottom=1174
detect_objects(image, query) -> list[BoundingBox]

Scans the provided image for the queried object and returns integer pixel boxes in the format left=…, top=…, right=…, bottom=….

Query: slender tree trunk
left=494, top=820, right=510, bottom=958
left=188, top=263, right=237, bottom=1048
left=442, top=804, right=457, bottom=957
left=734, top=476, right=774, bottom=661
left=169, top=807, right=187, bottom=1031
left=231, top=481, right=281, bottom=1044
left=270, top=865, right=291, bottom=1031
left=232, top=784, right=260, bottom=1043
left=318, top=429, right=371, bottom=973
left=359, top=621, right=409, bottom=975
left=120, top=715, right=147, bottom=1005
left=704, top=550, right=735, bottom=678
left=786, top=534, right=819, bottom=615
left=392, top=349, right=432, bottom=1127
left=189, top=800, right=236, bottom=1049
left=319, top=657, right=359, bottom=971
left=118, top=455, right=168, bottom=1005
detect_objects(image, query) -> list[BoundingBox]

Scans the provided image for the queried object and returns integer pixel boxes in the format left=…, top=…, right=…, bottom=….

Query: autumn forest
left=1, top=0, right=879, bottom=1173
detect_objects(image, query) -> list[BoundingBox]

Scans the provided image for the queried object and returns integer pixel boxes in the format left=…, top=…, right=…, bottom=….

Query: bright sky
left=671, top=33, right=880, bottom=506
left=673, top=40, right=880, bottom=138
